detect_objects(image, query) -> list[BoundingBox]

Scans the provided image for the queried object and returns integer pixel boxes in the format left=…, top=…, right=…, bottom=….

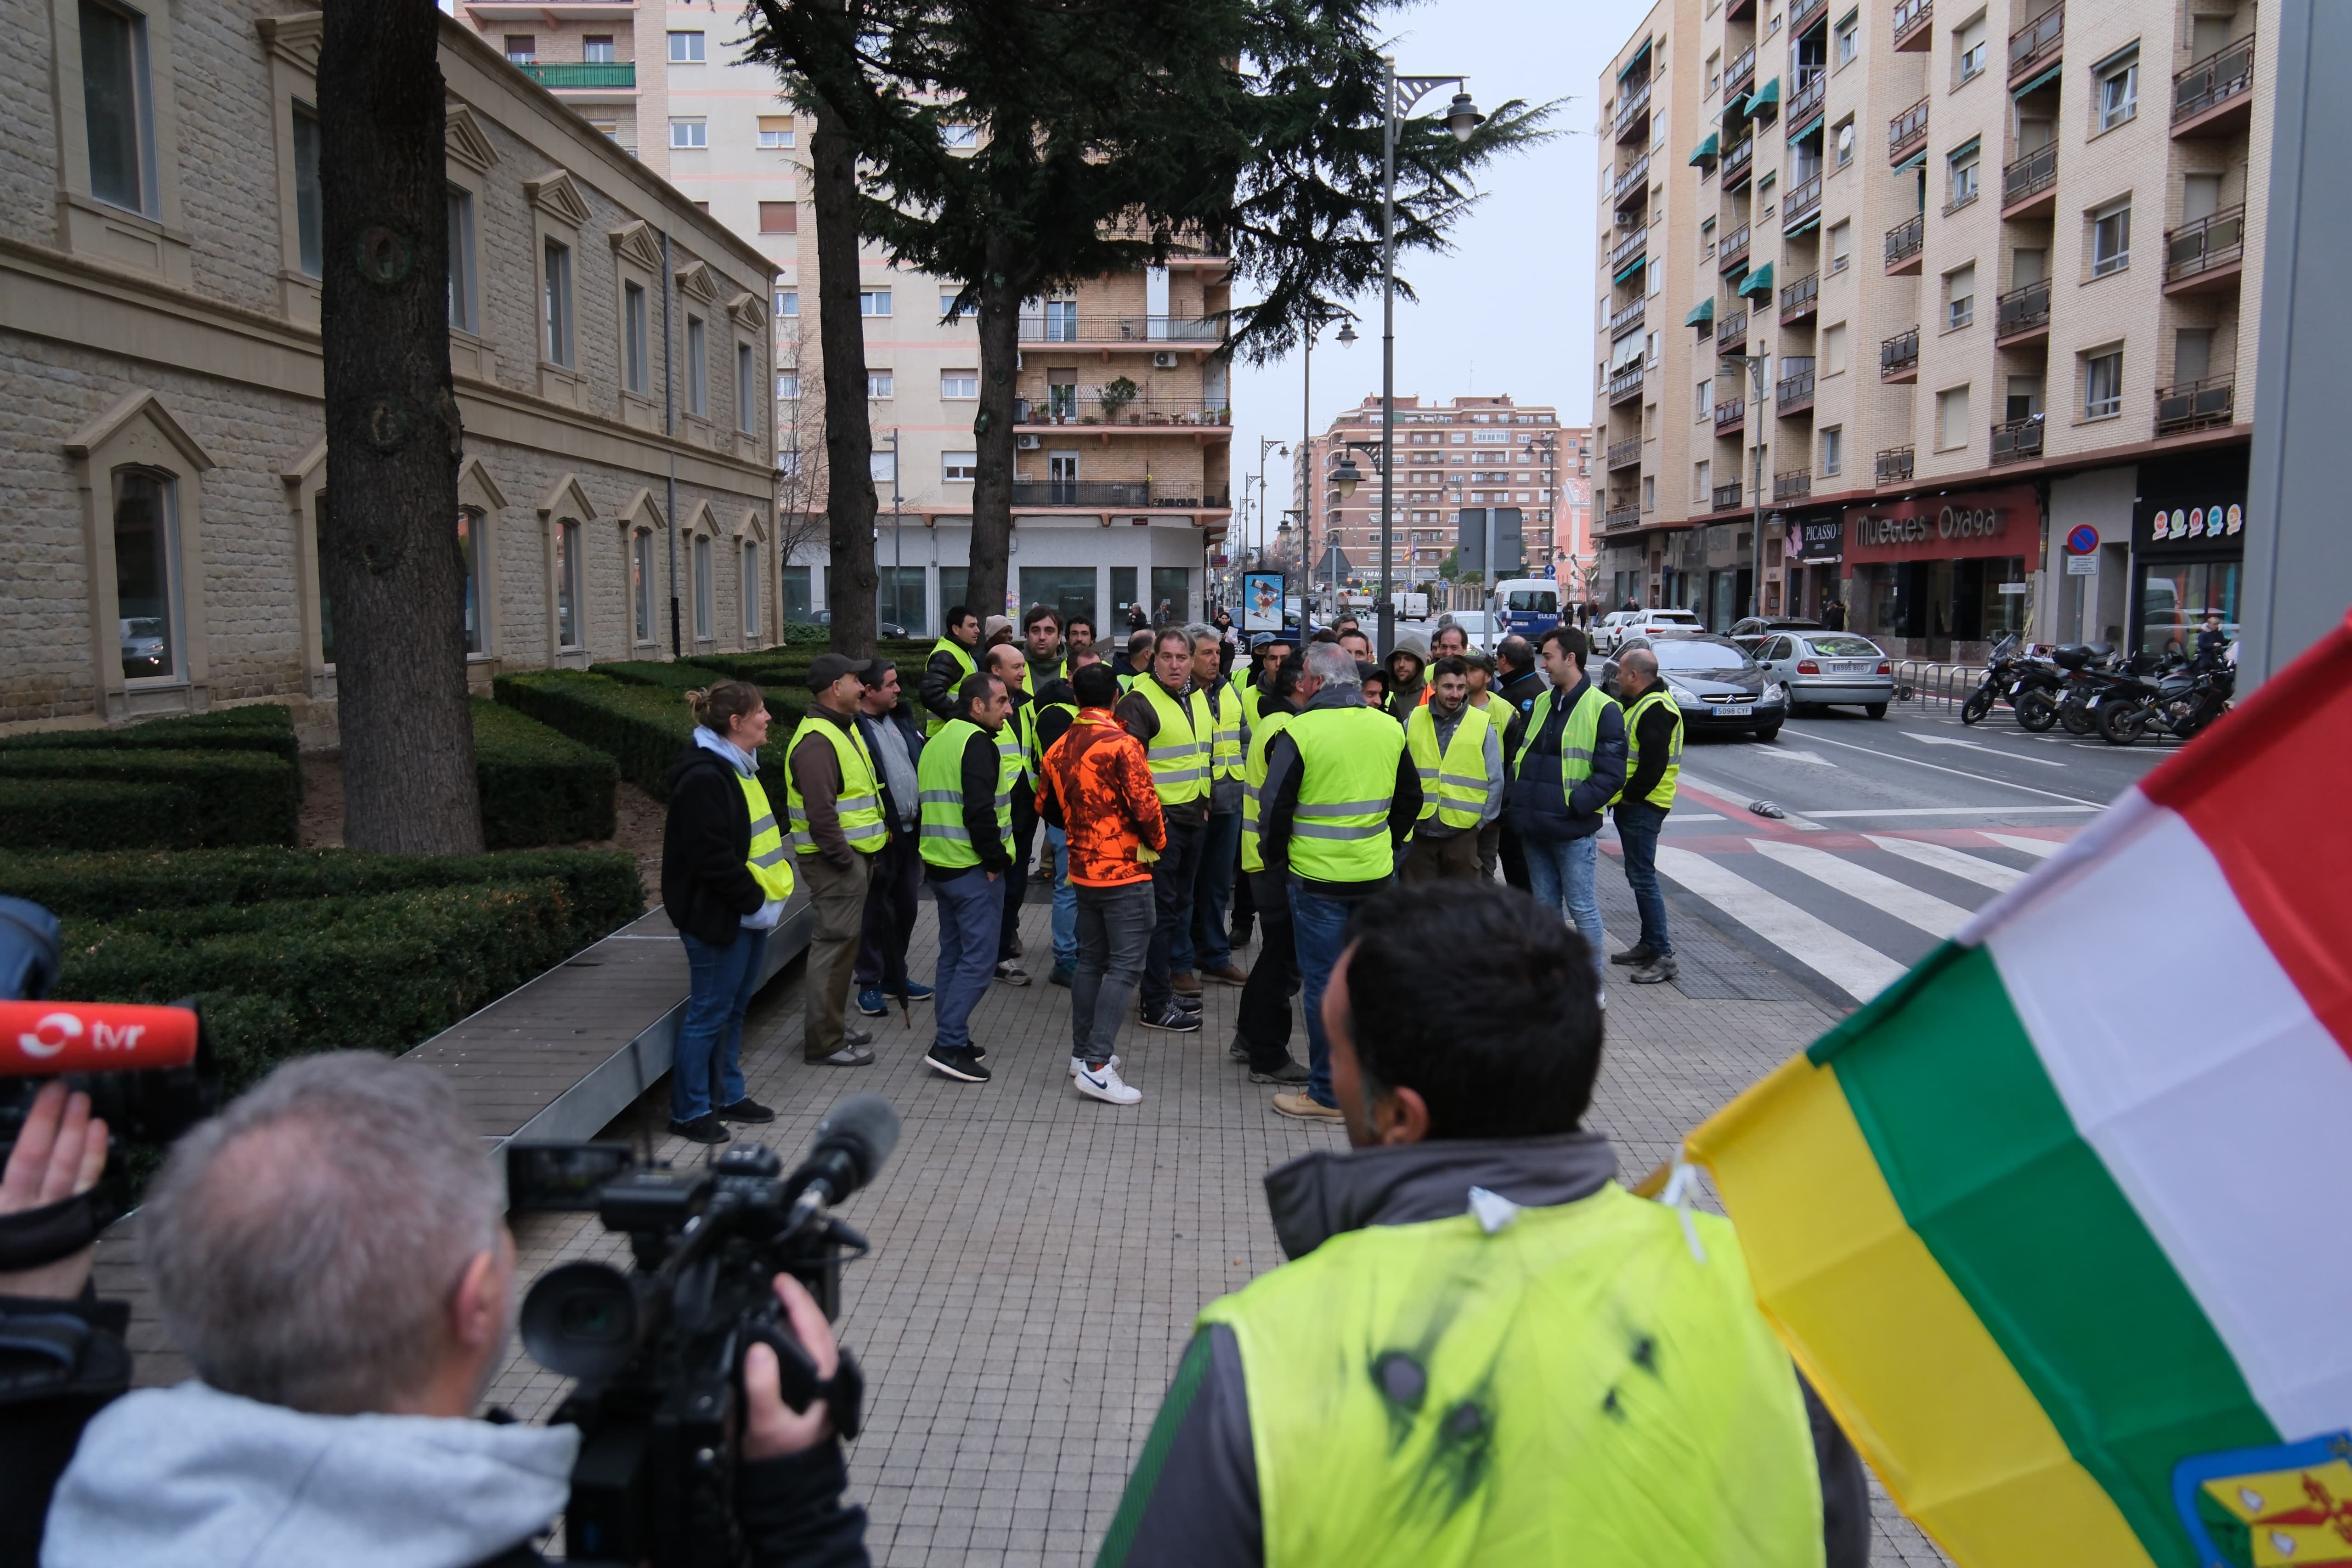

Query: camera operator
left=40, top=1053, right=870, bottom=1568
left=0, top=1081, right=121, bottom=1568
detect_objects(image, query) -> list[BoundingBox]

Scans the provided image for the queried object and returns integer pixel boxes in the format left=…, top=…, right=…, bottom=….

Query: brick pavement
left=481, top=866, right=1952, bottom=1568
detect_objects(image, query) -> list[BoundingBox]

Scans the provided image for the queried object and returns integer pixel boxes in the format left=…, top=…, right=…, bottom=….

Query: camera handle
left=741, top=1316, right=865, bottom=1442
left=0, top=1189, right=103, bottom=1272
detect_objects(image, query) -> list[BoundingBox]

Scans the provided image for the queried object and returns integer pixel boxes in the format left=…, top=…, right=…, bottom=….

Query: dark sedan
left=1600, top=633, right=1788, bottom=741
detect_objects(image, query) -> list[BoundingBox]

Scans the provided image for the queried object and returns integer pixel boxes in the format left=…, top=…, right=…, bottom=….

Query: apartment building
left=1595, top=0, right=2265, bottom=657
left=467, top=3, right=1235, bottom=636
left=1299, top=396, right=1590, bottom=608
left=0, top=2, right=777, bottom=736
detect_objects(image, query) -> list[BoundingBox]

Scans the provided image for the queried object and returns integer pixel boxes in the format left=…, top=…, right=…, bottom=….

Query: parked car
left=1600, top=633, right=1787, bottom=740
left=1435, top=610, right=1499, bottom=650
left=1596, top=607, right=1703, bottom=653
left=815, top=610, right=909, bottom=639
left=1748, top=631, right=1894, bottom=717
left=119, top=617, right=167, bottom=677
left=1728, top=616, right=1824, bottom=657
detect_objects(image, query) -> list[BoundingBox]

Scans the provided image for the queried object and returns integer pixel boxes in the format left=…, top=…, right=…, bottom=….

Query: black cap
left=806, top=652, right=865, bottom=691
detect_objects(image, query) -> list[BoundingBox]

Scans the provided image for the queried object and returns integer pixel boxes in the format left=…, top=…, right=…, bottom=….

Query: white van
left=1492, top=578, right=1563, bottom=642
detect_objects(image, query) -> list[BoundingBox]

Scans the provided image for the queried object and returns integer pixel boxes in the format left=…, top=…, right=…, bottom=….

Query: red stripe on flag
left=2142, top=611, right=2352, bottom=1059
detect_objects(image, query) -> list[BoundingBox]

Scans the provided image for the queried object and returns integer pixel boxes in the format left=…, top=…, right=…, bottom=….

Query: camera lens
left=520, top=1262, right=639, bottom=1381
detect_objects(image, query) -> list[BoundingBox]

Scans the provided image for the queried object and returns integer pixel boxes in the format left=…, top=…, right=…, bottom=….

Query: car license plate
left=1833, top=660, right=1871, bottom=674
left=1712, top=703, right=1754, bottom=717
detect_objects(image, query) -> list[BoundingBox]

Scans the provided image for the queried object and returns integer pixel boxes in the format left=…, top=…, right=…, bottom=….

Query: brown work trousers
left=1401, top=827, right=1485, bottom=883
left=801, top=849, right=871, bottom=1059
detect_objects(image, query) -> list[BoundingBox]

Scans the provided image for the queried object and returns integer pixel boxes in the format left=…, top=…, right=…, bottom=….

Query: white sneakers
left=1073, top=1059, right=1142, bottom=1105
left=1068, top=1053, right=1122, bottom=1077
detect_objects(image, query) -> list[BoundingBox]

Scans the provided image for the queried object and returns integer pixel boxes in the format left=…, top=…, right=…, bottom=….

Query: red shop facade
left=1838, top=485, right=2041, bottom=658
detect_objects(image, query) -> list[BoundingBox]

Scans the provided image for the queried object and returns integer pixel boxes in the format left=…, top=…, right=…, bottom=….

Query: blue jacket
left=1505, top=674, right=1627, bottom=843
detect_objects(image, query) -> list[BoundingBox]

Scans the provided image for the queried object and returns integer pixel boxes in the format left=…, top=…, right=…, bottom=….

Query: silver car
left=1752, top=632, right=1894, bottom=717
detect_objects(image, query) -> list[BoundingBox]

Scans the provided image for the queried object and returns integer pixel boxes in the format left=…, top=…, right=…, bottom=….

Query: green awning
left=1746, top=77, right=1781, bottom=114
left=1892, top=146, right=1928, bottom=173
left=2014, top=61, right=2063, bottom=95
left=1685, top=299, right=1716, bottom=326
left=1737, top=261, right=1775, bottom=298
left=1783, top=211, right=1822, bottom=239
left=1618, top=37, right=1652, bottom=80
left=1688, top=132, right=1720, bottom=165
left=1612, top=254, right=1647, bottom=286
left=1790, top=113, right=1825, bottom=144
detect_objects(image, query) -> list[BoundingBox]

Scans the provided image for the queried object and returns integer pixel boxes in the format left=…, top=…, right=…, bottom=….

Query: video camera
left=506, top=1093, right=899, bottom=1568
left=0, top=895, right=220, bottom=1273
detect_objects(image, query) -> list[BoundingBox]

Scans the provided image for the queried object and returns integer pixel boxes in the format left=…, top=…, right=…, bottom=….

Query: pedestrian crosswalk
left=1631, top=827, right=2072, bottom=1005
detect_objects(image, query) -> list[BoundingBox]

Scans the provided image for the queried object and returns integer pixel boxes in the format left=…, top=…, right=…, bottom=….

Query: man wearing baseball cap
left=784, top=652, right=885, bottom=1065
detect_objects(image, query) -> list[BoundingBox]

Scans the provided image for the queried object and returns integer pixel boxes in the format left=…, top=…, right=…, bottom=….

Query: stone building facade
left=1, top=2, right=778, bottom=738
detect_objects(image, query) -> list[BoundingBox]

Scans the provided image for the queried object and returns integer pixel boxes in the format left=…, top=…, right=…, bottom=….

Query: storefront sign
left=2133, top=453, right=2249, bottom=561
left=2143, top=503, right=2241, bottom=546
left=1843, top=486, right=2036, bottom=563
left=1854, top=505, right=2005, bottom=547
left=1790, top=518, right=1844, bottom=561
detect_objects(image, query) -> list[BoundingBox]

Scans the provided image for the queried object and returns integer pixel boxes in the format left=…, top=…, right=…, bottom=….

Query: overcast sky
left=1226, top=0, right=1656, bottom=541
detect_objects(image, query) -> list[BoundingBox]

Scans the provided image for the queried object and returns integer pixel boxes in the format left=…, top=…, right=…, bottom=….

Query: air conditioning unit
left=1152, top=351, right=1180, bottom=369
left=1017, top=434, right=1041, bottom=450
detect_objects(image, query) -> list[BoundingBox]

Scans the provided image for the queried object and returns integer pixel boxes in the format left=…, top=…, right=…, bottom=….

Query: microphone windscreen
left=812, top=1093, right=899, bottom=1190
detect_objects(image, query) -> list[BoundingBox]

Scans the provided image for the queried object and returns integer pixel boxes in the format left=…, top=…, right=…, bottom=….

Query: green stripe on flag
left=1827, top=944, right=2277, bottom=1568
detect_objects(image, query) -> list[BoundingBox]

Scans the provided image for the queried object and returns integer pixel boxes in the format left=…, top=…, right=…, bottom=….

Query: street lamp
left=1718, top=350, right=1770, bottom=625
left=1373, top=58, right=1481, bottom=655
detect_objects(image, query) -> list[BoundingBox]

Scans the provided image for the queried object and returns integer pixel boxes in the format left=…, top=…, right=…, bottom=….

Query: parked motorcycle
left=2097, top=657, right=2232, bottom=746
left=2050, top=643, right=2153, bottom=736
left=1961, top=637, right=2066, bottom=730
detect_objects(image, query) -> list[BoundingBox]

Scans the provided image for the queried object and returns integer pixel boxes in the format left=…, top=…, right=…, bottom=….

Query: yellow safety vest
left=1618, top=687, right=1684, bottom=809
left=1283, top=704, right=1404, bottom=883
left=996, top=698, right=1035, bottom=793
left=1239, top=707, right=1295, bottom=875
left=1405, top=701, right=1495, bottom=830
left=924, top=636, right=978, bottom=736
left=1204, top=681, right=1245, bottom=786
left=1233, top=673, right=1262, bottom=733
left=916, top=717, right=1011, bottom=869
left=735, top=772, right=794, bottom=902
left=1134, top=678, right=1212, bottom=808
left=783, top=714, right=887, bottom=856
left=1513, top=684, right=1611, bottom=798
left=1193, top=1184, right=1823, bottom=1568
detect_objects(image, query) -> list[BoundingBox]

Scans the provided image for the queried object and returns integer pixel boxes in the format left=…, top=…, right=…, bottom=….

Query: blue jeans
left=1046, top=824, right=1078, bottom=968
left=1523, top=833, right=1606, bottom=984
left=673, top=928, right=770, bottom=1121
left=930, top=867, right=1002, bottom=1055
left=1290, top=878, right=1385, bottom=1109
left=1177, top=810, right=1242, bottom=972
left=1613, top=800, right=1672, bottom=957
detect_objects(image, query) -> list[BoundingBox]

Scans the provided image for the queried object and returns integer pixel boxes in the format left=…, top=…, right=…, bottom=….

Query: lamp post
left=1253, top=434, right=1287, bottom=580
left=1373, top=57, right=1483, bottom=655
left=1717, top=349, right=1770, bottom=626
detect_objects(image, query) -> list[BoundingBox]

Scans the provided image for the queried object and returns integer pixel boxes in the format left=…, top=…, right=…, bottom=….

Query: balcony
left=1775, top=469, right=1814, bottom=501
left=1722, top=135, right=1755, bottom=186
left=1605, top=503, right=1644, bottom=530
left=2165, top=204, right=2246, bottom=294
left=1784, top=171, right=1824, bottom=230
left=1612, top=153, right=1652, bottom=208
left=1893, top=0, right=1933, bottom=51
left=1791, top=0, right=1828, bottom=35
left=1614, top=77, right=1654, bottom=139
left=1712, top=481, right=1747, bottom=512
left=1889, top=96, right=1929, bottom=164
left=1607, top=436, right=1645, bottom=470
left=1990, top=413, right=2046, bottom=465
left=1609, top=297, right=1648, bottom=338
left=1885, top=214, right=1925, bottom=274
left=1725, top=46, right=1758, bottom=102
left=1781, top=271, right=1820, bottom=324
left=1714, top=398, right=1747, bottom=436
left=1720, top=223, right=1752, bottom=272
left=1008, top=481, right=1230, bottom=509
left=1876, top=446, right=1915, bottom=485
left=1718, top=306, right=1750, bottom=347
left=1787, top=70, right=1827, bottom=132
left=1777, top=360, right=1817, bottom=416
left=2173, top=35, right=2255, bottom=136
left=1608, top=362, right=1647, bottom=403
left=1017, top=314, right=1226, bottom=345
left=1015, top=391, right=1231, bottom=430
left=1881, top=328, right=1920, bottom=382
left=1610, top=226, right=1650, bottom=273
left=517, top=61, right=637, bottom=90
left=1996, top=277, right=2052, bottom=343
left=2009, top=3, right=2064, bottom=84
left=2155, top=374, right=2236, bottom=436
left=2001, top=143, right=2058, bottom=218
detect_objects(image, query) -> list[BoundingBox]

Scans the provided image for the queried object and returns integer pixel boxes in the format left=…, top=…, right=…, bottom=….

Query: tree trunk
left=810, top=100, right=878, bottom=657
left=965, top=228, right=1024, bottom=625
left=317, top=3, right=481, bottom=854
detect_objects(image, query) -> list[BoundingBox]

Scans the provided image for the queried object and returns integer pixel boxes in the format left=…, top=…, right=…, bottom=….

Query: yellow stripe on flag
left=1686, top=1055, right=2154, bottom=1568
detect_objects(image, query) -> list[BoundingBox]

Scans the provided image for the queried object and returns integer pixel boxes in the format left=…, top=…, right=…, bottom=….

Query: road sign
left=2066, top=553, right=2098, bottom=575
left=2065, top=524, right=2099, bottom=555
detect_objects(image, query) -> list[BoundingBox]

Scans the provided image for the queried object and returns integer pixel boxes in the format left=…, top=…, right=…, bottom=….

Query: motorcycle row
left=1961, top=635, right=2236, bottom=745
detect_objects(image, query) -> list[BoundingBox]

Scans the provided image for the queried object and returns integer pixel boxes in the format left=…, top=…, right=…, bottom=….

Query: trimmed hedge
left=0, top=777, right=198, bottom=851
left=3, top=703, right=302, bottom=776
left=590, top=660, right=711, bottom=691
left=472, top=699, right=618, bottom=848
left=498, top=670, right=797, bottom=800
left=0, top=748, right=298, bottom=849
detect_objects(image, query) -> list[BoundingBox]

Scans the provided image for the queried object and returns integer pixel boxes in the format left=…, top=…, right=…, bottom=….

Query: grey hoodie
left=44, top=1379, right=578, bottom=1568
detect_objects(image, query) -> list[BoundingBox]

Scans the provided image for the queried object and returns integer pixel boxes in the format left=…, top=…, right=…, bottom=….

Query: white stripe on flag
left=1747, top=840, right=1973, bottom=939
left=1866, top=834, right=2027, bottom=892
left=1984, top=804, right=2352, bottom=1442
left=1654, top=847, right=1907, bottom=1002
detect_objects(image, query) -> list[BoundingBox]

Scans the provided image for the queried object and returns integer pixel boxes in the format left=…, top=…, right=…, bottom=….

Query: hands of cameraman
left=741, top=1274, right=840, bottom=1461
left=0, top=1081, right=109, bottom=1300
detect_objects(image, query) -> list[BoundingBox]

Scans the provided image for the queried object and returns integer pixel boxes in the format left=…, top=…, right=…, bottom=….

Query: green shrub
left=778, top=621, right=829, bottom=645
left=590, top=660, right=711, bottom=691
left=3, top=703, right=302, bottom=776
left=472, top=699, right=618, bottom=847
left=0, top=778, right=199, bottom=851
left=0, top=748, right=297, bottom=848
left=497, top=670, right=799, bottom=799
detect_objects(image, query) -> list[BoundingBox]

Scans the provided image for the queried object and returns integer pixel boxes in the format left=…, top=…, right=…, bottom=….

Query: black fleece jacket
left=662, top=744, right=766, bottom=945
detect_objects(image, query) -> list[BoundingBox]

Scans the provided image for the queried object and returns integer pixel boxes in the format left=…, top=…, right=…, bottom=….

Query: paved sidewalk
left=482, top=866, right=1950, bottom=1568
